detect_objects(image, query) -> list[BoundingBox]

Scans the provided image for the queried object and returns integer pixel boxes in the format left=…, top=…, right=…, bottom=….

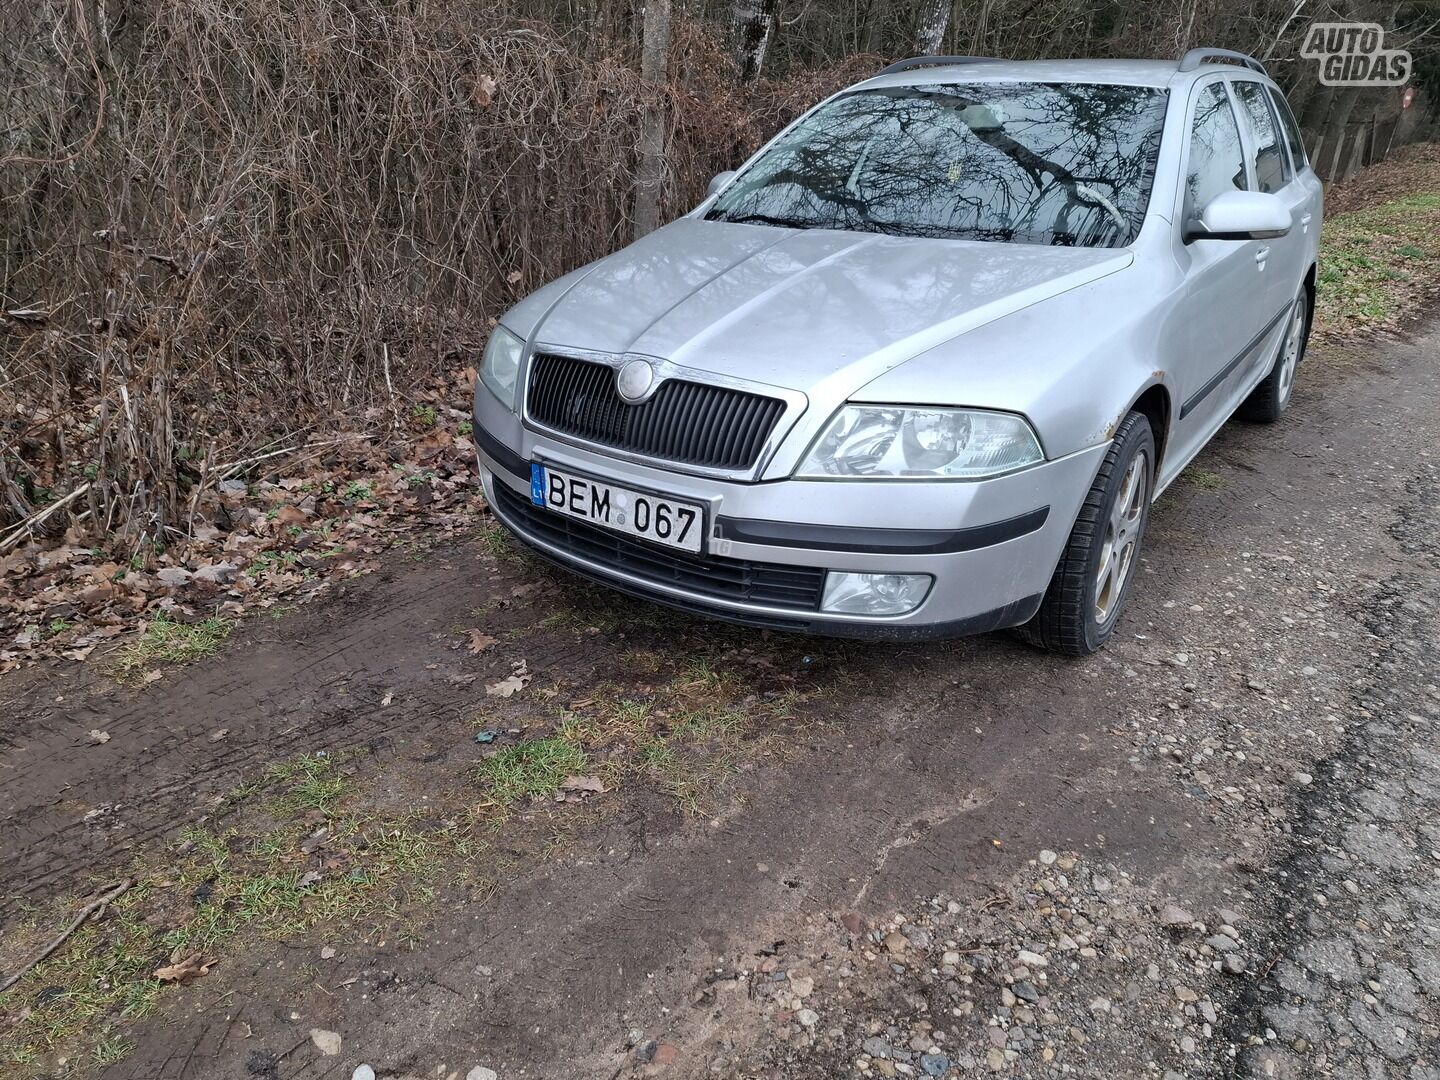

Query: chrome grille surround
left=521, top=346, right=807, bottom=480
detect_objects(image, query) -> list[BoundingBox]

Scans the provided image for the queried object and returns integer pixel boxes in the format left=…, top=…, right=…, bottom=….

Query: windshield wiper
left=707, top=210, right=816, bottom=230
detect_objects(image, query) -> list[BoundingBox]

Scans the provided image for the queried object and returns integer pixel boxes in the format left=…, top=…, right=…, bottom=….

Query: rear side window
left=1234, top=81, right=1292, bottom=193
left=1268, top=86, right=1308, bottom=171
left=1184, top=82, right=1247, bottom=222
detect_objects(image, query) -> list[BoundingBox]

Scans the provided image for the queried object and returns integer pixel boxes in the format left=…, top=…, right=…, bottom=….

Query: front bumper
left=474, top=413, right=1107, bottom=640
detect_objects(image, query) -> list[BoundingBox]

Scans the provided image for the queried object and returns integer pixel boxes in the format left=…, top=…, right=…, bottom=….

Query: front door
left=1163, top=77, right=1275, bottom=484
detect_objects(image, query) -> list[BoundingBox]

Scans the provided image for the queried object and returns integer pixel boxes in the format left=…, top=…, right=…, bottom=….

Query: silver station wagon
left=473, top=49, right=1321, bottom=653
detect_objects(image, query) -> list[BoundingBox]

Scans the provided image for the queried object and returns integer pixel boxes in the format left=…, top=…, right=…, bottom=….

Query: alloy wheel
left=1278, top=296, right=1307, bottom=405
left=1094, top=449, right=1149, bottom=626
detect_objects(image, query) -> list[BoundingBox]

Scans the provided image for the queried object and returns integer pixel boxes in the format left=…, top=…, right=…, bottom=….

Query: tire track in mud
left=0, top=547, right=648, bottom=906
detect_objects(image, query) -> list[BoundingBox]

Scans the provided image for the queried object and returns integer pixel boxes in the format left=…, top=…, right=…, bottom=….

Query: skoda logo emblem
left=616, top=358, right=656, bottom=403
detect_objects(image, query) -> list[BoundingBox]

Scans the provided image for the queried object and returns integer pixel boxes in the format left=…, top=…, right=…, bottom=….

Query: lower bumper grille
left=491, top=482, right=825, bottom=611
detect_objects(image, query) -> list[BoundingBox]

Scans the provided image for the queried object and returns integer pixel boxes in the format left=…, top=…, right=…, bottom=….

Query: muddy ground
left=1, top=317, right=1437, bottom=1080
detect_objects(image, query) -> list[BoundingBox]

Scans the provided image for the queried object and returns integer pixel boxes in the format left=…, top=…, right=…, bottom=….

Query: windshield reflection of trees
left=709, top=83, right=1167, bottom=248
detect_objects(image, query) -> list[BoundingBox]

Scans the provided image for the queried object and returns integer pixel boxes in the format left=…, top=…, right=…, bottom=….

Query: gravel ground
left=1239, top=467, right=1440, bottom=1080
left=642, top=330, right=1440, bottom=1080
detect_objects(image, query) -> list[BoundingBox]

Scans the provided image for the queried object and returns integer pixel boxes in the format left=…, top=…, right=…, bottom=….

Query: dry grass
left=0, top=2, right=863, bottom=555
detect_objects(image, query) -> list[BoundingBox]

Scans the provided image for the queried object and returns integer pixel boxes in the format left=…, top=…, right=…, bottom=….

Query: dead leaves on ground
left=471, top=73, right=498, bottom=108
left=486, top=659, right=531, bottom=698
left=467, top=629, right=498, bottom=654
left=153, top=953, right=215, bottom=983
left=556, top=774, right=608, bottom=803
left=3, top=370, right=484, bottom=673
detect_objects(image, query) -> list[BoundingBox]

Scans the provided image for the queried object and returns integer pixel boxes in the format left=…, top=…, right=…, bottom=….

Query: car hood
left=527, top=218, right=1133, bottom=404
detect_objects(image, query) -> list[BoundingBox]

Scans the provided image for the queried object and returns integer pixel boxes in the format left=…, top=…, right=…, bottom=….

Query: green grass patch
left=92, top=1033, right=134, bottom=1066
left=476, top=737, right=588, bottom=807
left=112, top=613, right=232, bottom=679
left=1183, top=466, right=1226, bottom=490
left=474, top=519, right=539, bottom=570
left=267, top=753, right=351, bottom=816
left=633, top=729, right=739, bottom=815
left=1316, top=190, right=1440, bottom=337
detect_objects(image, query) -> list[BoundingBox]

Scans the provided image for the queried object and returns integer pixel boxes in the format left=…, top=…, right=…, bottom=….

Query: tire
left=1015, top=411, right=1155, bottom=655
left=1237, top=287, right=1309, bottom=423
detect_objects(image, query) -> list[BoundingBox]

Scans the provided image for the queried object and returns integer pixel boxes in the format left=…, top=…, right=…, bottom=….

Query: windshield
left=706, top=82, right=1168, bottom=247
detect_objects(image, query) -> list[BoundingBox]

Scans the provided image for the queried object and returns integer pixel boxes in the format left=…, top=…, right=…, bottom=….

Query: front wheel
left=1238, top=288, right=1309, bottom=423
left=1015, top=411, right=1155, bottom=655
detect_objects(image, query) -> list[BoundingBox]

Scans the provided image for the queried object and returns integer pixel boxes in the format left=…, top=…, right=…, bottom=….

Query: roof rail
left=1178, top=47, right=1267, bottom=76
left=877, top=55, right=1001, bottom=77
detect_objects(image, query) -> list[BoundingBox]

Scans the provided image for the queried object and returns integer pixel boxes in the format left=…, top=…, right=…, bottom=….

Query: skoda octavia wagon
left=473, top=49, right=1321, bottom=653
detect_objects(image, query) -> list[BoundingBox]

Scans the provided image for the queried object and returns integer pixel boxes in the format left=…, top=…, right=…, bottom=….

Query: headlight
left=480, top=325, right=524, bottom=411
left=796, top=405, right=1043, bottom=479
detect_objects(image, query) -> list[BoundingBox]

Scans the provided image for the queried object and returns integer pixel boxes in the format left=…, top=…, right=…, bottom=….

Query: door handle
left=1300, top=213, right=1312, bottom=225
left=1255, top=247, right=1270, bottom=265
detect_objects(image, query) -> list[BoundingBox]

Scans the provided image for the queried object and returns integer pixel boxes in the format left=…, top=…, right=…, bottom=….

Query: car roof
left=852, top=57, right=1273, bottom=93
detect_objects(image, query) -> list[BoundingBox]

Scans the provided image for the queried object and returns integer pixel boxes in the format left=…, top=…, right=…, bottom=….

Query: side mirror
left=1184, top=190, right=1292, bottom=243
left=707, top=170, right=737, bottom=198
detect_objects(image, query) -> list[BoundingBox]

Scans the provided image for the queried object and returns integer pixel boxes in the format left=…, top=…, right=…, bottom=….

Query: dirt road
left=2, top=319, right=1437, bottom=1079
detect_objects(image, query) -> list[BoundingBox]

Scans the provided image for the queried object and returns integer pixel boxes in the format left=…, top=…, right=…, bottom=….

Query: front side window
left=1268, top=86, right=1308, bottom=171
left=706, top=82, right=1169, bottom=248
left=1234, top=81, right=1292, bottom=193
left=1184, top=82, right=1247, bottom=223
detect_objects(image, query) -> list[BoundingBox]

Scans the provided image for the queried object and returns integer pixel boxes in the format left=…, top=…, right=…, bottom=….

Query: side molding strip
left=715, top=506, right=1050, bottom=555
left=1179, top=303, right=1293, bottom=421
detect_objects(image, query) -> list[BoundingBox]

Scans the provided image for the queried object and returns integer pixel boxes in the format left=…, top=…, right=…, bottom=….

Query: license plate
left=530, top=463, right=705, bottom=554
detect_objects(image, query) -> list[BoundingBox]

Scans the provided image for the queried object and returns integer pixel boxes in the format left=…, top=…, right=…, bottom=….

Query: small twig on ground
left=0, top=482, right=91, bottom=553
left=0, top=878, right=133, bottom=995
left=213, top=435, right=376, bottom=484
left=382, top=343, right=400, bottom=429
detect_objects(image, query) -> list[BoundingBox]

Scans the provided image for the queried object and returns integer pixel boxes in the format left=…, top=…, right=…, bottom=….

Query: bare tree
left=634, top=0, right=673, bottom=238
left=914, top=0, right=950, bottom=54
left=734, top=0, right=778, bottom=82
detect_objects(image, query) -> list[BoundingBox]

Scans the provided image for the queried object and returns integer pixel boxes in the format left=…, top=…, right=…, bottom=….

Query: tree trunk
left=633, top=0, right=672, bottom=239
left=1321, top=87, right=1362, bottom=180
left=914, top=0, right=950, bottom=55
left=1299, top=85, right=1335, bottom=132
left=733, top=0, right=778, bottom=82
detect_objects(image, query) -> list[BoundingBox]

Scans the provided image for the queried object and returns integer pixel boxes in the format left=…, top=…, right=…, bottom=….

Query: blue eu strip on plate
left=530, top=462, right=546, bottom=507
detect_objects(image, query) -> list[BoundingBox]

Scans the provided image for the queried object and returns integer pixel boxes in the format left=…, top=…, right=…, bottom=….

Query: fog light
left=821, top=572, right=932, bottom=616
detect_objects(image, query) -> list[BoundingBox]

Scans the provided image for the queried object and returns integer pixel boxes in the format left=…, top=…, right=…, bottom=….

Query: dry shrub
left=0, top=1, right=857, bottom=555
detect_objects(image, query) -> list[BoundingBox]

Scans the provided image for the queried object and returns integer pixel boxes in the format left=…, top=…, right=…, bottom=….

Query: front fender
left=850, top=264, right=1171, bottom=463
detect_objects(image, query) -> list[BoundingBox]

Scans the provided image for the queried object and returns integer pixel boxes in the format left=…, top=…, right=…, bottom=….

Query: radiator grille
left=526, top=353, right=786, bottom=471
